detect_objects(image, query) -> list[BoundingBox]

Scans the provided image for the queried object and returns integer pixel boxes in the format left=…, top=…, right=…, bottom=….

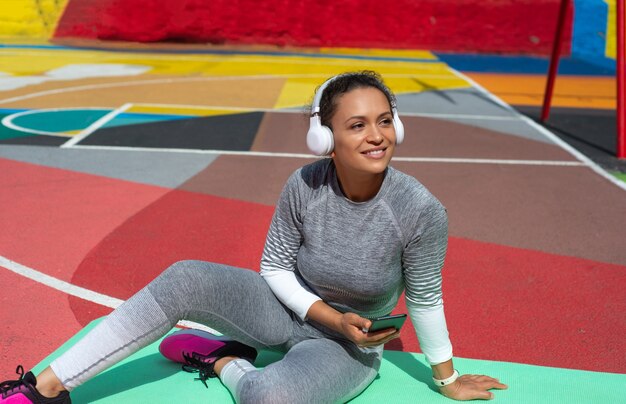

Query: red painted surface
left=64, top=186, right=625, bottom=372
left=68, top=189, right=274, bottom=325
left=54, top=0, right=573, bottom=55
left=2, top=158, right=624, bottom=375
left=390, top=238, right=626, bottom=373
left=0, top=268, right=85, bottom=372
left=0, top=158, right=169, bottom=282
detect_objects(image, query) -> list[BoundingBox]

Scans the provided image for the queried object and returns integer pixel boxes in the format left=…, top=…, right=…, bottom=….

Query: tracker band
left=433, top=369, right=459, bottom=387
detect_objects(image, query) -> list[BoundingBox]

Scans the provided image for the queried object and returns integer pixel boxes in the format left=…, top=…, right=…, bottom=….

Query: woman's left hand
left=439, top=374, right=508, bottom=400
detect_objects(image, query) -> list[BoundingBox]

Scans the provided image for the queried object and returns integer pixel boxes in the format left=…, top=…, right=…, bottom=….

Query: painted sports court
left=0, top=1, right=624, bottom=403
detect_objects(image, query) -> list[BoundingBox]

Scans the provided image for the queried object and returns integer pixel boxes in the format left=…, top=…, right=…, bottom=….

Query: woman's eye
left=351, top=123, right=364, bottom=130
left=380, top=118, right=392, bottom=126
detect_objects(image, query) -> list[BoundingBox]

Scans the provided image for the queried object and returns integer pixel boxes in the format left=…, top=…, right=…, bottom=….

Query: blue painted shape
left=572, top=0, right=615, bottom=70
left=0, top=108, right=28, bottom=114
left=435, top=53, right=614, bottom=75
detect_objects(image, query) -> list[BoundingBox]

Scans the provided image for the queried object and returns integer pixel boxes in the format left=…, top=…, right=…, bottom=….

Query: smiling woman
left=0, top=71, right=506, bottom=404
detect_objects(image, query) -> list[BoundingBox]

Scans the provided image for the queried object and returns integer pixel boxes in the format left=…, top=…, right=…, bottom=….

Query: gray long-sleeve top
left=260, top=158, right=453, bottom=364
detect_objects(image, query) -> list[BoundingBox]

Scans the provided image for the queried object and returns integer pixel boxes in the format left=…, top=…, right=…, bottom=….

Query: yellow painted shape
left=0, top=47, right=472, bottom=110
left=128, top=104, right=249, bottom=117
left=63, top=129, right=82, bottom=136
left=466, top=73, right=616, bottom=109
left=0, top=48, right=450, bottom=77
left=604, top=0, right=617, bottom=59
left=0, top=0, right=69, bottom=38
left=39, top=0, right=70, bottom=36
left=273, top=69, right=469, bottom=109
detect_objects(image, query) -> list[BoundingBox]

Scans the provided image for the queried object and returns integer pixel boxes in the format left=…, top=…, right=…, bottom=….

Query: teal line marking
left=11, top=109, right=111, bottom=133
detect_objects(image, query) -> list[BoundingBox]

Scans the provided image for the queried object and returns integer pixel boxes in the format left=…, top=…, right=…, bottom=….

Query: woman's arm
left=260, top=170, right=322, bottom=320
left=404, top=199, right=507, bottom=400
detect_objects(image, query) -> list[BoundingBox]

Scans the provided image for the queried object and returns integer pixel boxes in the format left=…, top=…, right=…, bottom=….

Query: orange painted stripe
left=466, top=73, right=616, bottom=109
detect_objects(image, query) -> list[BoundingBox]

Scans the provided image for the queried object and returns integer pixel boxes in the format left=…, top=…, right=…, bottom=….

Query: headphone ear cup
left=393, top=109, right=404, bottom=145
left=307, top=117, right=334, bottom=155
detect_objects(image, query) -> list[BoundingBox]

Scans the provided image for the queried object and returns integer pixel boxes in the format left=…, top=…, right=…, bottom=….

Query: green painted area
left=10, top=109, right=111, bottom=133
left=610, top=171, right=626, bottom=183
left=0, top=112, right=33, bottom=140
left=33, top=318, right=625, bottom=403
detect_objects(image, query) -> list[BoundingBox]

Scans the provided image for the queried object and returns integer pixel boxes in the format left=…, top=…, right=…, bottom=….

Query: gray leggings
left=50, top=261, right=381, bottom=403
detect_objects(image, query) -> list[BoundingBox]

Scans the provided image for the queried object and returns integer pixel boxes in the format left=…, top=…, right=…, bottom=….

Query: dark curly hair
left=315, top=71, right=396, bottom=130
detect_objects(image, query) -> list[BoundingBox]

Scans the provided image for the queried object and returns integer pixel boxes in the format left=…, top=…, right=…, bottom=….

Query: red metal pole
left=541, top=0, right=570, bottom=122
left=618, top=0, right=625, bottom=158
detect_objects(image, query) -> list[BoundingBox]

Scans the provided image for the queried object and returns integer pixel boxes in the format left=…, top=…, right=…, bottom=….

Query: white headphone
left=306, top=75, right=404, bottom=156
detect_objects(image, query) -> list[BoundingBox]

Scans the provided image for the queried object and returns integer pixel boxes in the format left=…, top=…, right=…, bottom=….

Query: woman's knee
left=237, top=375, right=294, bottom=404
left=158, top=260, right=214, bottom=281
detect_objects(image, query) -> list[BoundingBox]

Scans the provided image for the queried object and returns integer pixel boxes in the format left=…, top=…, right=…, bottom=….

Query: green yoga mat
left=33, top=319, right=624, bottom=403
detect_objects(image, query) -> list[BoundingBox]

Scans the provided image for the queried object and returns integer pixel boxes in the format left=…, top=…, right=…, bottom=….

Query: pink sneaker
left=0, top=366, right=70, bottom=403
left=159, top=329, right=257, bottom=386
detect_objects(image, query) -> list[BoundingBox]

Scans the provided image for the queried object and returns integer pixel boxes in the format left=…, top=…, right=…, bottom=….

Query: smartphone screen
left=367, top=313, right=407, bottom=332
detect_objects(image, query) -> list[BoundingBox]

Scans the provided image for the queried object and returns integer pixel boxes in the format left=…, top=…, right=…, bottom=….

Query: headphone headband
left=311, top=76, right=337, bottom=115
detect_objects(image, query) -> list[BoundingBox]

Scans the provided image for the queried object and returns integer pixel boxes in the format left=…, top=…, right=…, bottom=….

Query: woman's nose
left=367, top=126, right=384, bottom=143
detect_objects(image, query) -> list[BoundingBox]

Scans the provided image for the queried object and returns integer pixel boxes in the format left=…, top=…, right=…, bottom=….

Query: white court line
left=449, top=68, right=626, bottom=192
left=69, top=144, right=586, bottom=166
left=62, top=103, right=132, bottom=148
left=0, top=254, right=220, bottom=334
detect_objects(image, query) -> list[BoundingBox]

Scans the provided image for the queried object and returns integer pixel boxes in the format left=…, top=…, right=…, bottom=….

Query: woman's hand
left=339, top=312, right=400, bottom=347
left=439, top=374, right=508, bottom=400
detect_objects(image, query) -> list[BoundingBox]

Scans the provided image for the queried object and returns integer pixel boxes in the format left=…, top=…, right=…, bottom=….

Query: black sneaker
left=159, top=329, right=257, bottom=387
left=1, top=365, right=71, bottom=403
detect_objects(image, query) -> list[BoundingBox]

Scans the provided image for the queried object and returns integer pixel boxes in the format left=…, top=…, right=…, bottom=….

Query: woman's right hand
left=339, top=312, right=400, bottom=347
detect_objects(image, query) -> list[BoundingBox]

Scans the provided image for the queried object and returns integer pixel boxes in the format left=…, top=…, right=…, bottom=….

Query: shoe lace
left=0, top=365, right=27, bottom=397
left=181, top=352, right=217, bottom=388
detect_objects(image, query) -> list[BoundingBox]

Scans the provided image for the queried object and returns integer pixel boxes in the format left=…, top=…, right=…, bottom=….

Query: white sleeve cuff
left=260, top=270, right=322, bottom=320
left=407, top=303, right=453, bottom=365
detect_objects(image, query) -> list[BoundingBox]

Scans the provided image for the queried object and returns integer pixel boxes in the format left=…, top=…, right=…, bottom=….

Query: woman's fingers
left=356, top=329, right=400, bottom=347
left=467, top=375, right=508, bottom=390
left=441, top=374, right=507, bottom=401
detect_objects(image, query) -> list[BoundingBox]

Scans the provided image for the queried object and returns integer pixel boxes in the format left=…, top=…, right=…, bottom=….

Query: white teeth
left=365, top=149, right=383, bottom=155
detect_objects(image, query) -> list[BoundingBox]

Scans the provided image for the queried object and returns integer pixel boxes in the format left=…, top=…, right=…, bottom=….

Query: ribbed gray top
left=261, top=158, right=448, bottom=318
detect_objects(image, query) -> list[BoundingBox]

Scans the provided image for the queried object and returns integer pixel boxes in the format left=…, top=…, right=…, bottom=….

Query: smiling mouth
left=362, top=147, right=387, bottom=156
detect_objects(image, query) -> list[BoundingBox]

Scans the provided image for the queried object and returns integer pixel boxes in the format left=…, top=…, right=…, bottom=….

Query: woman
left=1, top=71, right=506, bottom=403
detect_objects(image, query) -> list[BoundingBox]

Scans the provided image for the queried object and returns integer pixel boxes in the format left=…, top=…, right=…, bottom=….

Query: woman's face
left=330, top=87, right=396, bottom=177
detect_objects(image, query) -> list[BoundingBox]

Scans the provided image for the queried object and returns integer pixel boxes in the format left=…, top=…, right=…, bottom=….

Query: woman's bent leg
left=49, top=260, right=294, bottom=390
left=234, top=339, right=382, bottom=404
